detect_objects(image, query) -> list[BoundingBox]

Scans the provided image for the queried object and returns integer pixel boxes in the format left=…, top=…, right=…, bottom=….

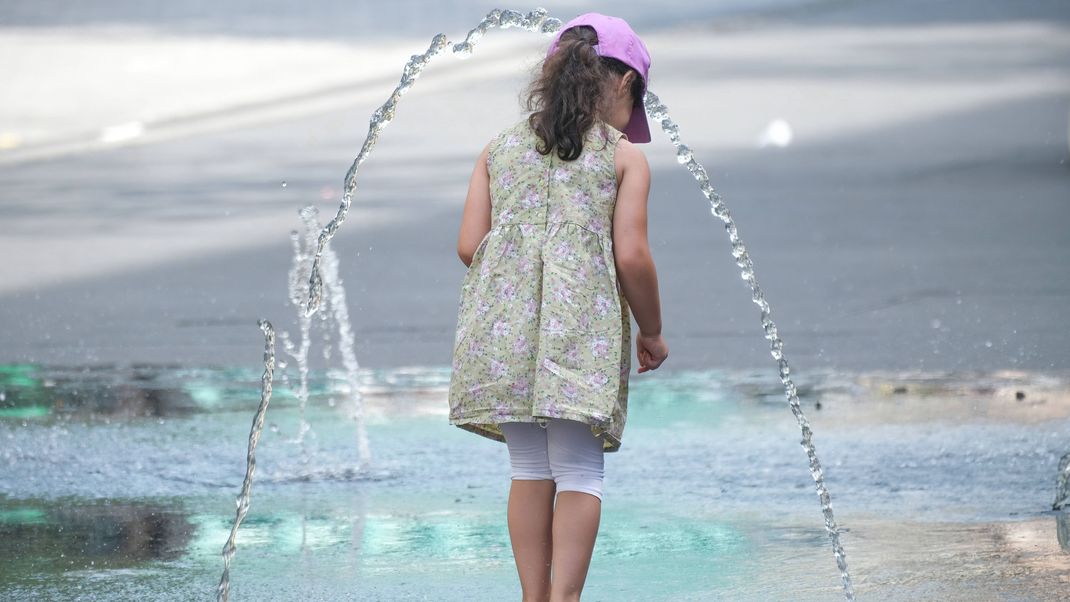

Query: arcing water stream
left=217, top=5, right=851, bottom=602
left=291, top=6, right=856, bottom=600
left=644, top=90, right=854, bottom=598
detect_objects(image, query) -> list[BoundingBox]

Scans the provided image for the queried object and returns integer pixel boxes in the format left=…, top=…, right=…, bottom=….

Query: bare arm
left=457, top=142, right=492, bottom=267
left=613, top=139, right=668, bottom=372
left=612, top=140, right=661, bottom=335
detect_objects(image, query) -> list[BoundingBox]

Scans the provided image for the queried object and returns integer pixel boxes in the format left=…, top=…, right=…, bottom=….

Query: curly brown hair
left=524, top=25, right=645, bottom=161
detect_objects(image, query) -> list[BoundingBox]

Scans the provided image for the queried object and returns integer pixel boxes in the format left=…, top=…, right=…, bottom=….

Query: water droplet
left=676, top=145, right=693, bottom=164
left=985, top=340, right=993, bottom=348
left=281, top=181, right=288, bottom=188
left=454, top=43, right=475, bottom=59
left=541, top=18, right=562, bottom=34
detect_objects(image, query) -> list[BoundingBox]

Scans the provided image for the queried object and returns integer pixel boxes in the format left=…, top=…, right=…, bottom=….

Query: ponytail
left=524, top=26, right=644, bottom=161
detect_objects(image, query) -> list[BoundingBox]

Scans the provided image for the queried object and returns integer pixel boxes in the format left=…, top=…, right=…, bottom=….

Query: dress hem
left=450, top=409, right=623, bottom=453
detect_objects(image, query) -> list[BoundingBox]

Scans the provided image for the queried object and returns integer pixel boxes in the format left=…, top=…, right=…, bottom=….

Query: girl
left=448, top=13, right=668, bottom=602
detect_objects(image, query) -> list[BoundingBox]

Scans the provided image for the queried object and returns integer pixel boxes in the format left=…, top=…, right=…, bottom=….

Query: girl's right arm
left=613, top=139, right=668, bottom=373
left=457, top=142, right=493, bottom=267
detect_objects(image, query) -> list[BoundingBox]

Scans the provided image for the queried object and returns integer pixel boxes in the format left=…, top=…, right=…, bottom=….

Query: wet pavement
left=2, top=365, right=1069, bottom=600
left=1, top=0, right=1068, bottom=372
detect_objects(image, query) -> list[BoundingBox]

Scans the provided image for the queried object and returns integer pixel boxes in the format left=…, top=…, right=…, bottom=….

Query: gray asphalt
left=1, top=0, right=1068, bottom=375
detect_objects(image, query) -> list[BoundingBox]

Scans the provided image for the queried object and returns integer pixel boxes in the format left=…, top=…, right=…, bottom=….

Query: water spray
left=225, top=6, right=856, bottom=599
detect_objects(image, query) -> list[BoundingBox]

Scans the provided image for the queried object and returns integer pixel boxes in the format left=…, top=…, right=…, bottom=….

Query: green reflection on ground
left=0, top=490, right=753, bottom=598
left=0, top=497, right=195, bottom=587
left=0, top=364, right=50, bottom=418
left=0, top=507, right=47, bottom=525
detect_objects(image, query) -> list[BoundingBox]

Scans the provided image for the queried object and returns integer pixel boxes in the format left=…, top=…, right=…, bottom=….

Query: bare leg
left=508, top=479, right=556, bottom=602
left=549, top=491, right=601, bottom=602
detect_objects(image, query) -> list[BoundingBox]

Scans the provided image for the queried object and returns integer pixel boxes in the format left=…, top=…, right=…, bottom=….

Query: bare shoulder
left=614, top=137, right=650, bottom=182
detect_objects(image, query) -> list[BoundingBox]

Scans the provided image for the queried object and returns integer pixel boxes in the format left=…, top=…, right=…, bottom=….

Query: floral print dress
left=448, top=117, right=631, bottom=453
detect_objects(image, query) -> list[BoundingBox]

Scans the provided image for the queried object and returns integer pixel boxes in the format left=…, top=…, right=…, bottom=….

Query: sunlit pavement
left=0, top=0, right=1068, bottom=372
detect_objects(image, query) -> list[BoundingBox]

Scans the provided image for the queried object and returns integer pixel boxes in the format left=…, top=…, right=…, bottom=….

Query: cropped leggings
left=499, top=418, right=605, bottom=501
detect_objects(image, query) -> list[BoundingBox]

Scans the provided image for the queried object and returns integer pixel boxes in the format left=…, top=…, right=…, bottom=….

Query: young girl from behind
left=449, top=12, right=668, bottom=601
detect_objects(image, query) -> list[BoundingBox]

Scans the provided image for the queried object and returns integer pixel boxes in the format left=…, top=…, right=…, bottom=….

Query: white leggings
left=500, top=418, right=605, bottom=501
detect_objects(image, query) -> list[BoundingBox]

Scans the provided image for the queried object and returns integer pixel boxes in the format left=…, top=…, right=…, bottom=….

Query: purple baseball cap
left=546, top=13, right=652, bottom=143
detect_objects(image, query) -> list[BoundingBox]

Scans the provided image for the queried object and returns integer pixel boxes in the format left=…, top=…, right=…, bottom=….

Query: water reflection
left=0, top=364, right=323, bottom=420
left=0, top=363, right=458, bottom=422
left=0, top=498, right=194, bottom=580
left=5, top=364, right=1068, bottom=425
left=0, top=363, right=212, bottom=419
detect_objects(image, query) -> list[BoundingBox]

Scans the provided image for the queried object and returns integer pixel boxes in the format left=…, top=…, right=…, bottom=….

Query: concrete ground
left=1, top=0, right=1068, bottom=374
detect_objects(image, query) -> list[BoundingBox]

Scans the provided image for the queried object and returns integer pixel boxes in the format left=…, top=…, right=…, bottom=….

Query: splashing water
left=290, top=205, right=372, bottom=467
left=280, top=208, right=318, bottom=459
left=279, top=205, right=372, bottom=469
left=316, top=216, right=372, bottom=465
left=295, top=5, right=853, bottom=599
left=1055, top=452, right=1070, bottom=511
left=217, top=319, right=276, bottom=602
left=217, top=208, right=372, bottom=596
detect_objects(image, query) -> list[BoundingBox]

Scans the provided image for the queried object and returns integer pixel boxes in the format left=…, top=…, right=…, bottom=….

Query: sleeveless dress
left=448, top=117, right=631, bottom=453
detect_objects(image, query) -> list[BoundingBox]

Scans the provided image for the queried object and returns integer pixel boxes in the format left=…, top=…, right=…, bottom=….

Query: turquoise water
left=1, top=365, right=1068, bottom=600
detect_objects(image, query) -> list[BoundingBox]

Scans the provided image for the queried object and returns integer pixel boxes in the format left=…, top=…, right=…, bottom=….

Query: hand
left=635, top=331, right=668, bottom=373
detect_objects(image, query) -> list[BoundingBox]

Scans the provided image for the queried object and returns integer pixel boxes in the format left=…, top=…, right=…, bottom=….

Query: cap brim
left=622, top=102, right=651, bottom=143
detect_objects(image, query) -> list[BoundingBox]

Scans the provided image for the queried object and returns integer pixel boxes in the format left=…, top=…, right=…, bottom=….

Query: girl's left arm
left=457, top=142, right=492, bottom=267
